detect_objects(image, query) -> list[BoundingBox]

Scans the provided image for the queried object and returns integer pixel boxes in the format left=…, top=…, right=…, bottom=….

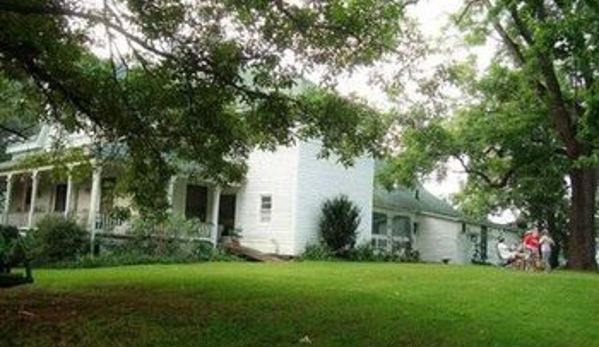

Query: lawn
left=1, top=262, right=598, bottom=347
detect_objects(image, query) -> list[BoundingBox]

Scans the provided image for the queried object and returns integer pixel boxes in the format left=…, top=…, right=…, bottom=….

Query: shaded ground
left=1, top=262, right=598, bottom=347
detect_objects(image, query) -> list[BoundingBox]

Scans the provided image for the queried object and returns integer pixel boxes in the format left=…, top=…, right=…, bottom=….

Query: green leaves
left=0, top=0, right=414, bottom=216
left=381, top=60, right=568, bottom=222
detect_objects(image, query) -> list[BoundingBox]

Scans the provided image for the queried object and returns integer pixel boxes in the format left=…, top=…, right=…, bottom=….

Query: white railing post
left=210, top=186, right=221, bottom=248
left=167, top=175, right=177, bottom=213
left=27, top=171, right=39, bottom=229
left=2, top=174, right=13, bottom=224
left=88, top=165, right=102, bottom=252
left=64, top=167, right=74, bottom=218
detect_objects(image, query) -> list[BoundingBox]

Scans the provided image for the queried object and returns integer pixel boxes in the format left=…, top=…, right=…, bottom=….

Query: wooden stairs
left=224, top=243, right=283, bottom=262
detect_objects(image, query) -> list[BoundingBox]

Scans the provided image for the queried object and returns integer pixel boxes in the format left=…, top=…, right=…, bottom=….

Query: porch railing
left=4, top=212, right=28, bottom=229
left=93, top=214, right=128, bottom=233
left=4, top=211, right=90, bottom=229
left=3, top=211, right=220, bottom=247
left=371, top=234, right=412, bottom=254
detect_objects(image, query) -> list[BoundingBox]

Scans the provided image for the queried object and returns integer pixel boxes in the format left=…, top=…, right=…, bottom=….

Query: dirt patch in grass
left=0, top=288, right=220, bottom=347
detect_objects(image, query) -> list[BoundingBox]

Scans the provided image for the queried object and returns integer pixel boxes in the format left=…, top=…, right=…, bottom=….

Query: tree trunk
left=546, top=212, right=560, bottom=269
left=567, top=167, right=598, bottom=271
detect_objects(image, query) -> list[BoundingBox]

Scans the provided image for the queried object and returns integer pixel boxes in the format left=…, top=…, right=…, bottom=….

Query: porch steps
left=224, top=243, right=283, bottom=262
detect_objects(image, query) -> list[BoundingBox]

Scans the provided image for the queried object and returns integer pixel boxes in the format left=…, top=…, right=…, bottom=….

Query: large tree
left=462, top=0, right=599, bottom=270
left=384, top=0, right=599, bottom=270
left=0, top=0, right=416, bottom=215
left=380, top=62, right=571, bottom=261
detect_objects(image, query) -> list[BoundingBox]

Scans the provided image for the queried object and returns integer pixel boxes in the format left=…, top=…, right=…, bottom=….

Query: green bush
left=301, top=244, right=335, bottom=261
left=0, top=273, right=32, bottom=288
left=0, top=225, right=31, bottom=274
left=347, top=244, right=421, bottom=263
left=347, top=243, right=380, bottom=261
left=48, top=244, right=240, bottom=269
left=319, top=195, right=361, bottom=257
left=32, top=215, right=88, bottom=264
left=123, top=215, right=210, bottom=257
left=302, top=242, right=422, bottom=263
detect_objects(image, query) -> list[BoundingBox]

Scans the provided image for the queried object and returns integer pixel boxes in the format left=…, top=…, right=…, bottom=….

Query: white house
left=372, top=184, right=521, bottom=264
left=0, top=125, right=519, bottom=264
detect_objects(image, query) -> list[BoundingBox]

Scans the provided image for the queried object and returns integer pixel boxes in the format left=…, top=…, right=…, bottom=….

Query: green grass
left=1, top=262, right=598, bottom=347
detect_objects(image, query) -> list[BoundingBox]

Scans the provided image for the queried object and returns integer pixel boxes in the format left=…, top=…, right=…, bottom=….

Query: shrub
left=0, top=225, right=31, bottom=274
left=318, top=195, right=361, bottom=256
left=0, top=273, right=32, bottom=288
left=347, top=243, right=380, bottom=261
left=113, top=215, right=236, bottom=262
left=193, top=241, right=217, bottom=261
left=108, top=206, right=132, bottom=222
left=121, top=215, right=211, bottom=257
left=47, top=243, right=240, bottom=269
left=301, top=244, right=335, bottom=261
left=343, top=244, right=422, bottom=263
left=32, top=215, right=88, bottom=264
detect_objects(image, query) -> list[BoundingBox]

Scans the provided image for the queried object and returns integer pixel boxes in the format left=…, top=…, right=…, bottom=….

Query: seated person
left=497, top=237, right=519, bottom=266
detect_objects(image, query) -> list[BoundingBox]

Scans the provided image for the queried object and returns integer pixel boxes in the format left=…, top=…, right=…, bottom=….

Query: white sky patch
left=330, top=0, right=515, bottom=223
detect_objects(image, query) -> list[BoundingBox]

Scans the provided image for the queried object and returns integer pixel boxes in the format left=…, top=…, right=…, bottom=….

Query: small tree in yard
left=319, top=195, right=361, bottom=257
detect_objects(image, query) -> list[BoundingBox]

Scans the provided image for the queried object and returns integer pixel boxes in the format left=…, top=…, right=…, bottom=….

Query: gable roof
left=373, top=162, right=521, bottom=233
left=373, top=184, right=461, bottom=218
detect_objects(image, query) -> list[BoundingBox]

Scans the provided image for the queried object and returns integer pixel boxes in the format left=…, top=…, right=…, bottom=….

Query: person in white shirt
left=497, top=237, right=518, bottom=266
left=539, top=230, right=555, bottom=272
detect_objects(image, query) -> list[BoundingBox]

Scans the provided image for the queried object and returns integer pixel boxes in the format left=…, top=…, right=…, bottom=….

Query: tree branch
left=0, top=1, right=176, bottom=61
left=483, top=0, right=527, bottom=67
left=456, top=0, right=483, bottom=25
left=455, top=155, right=515, bottom=189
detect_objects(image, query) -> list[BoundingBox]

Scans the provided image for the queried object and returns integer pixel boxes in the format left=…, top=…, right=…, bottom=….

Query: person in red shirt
left=522, top=229, right=541, bottom=270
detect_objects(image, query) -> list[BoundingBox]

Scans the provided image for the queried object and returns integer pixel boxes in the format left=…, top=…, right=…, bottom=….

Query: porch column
left=210, top=186, right=221, bottom=248
left=88, top=166, right=102, bottom=250
left=167, top=176, right=177, bottom=213
left=27, top=170, right=39, bottom=229
left=2, top=174, right=13, bottom=224
left=64, top=169, right=74, bottom=218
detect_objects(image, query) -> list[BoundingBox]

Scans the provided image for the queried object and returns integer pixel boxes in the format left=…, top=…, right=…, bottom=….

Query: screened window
left=260, top=195, right=272, bottom=223
left=392, top=216, right=411, bottom=238
left=372, top=213, right=388, bottom=236
left=392, top=215, right=412, bottom=250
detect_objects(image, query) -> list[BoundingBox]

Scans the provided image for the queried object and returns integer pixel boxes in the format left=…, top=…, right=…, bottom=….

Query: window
left=260, top=195, right=272, bottom=223
left=54, top=184, right=67, bottom=212
left=371, top=213, right=389, bottom=249
left=392, top=215, right=412, bottom=249
left=372, top=213, right=388, bottom=235
left=391, top=216, right=411, bottom=238
left=185, top=185, right=208, bottom=221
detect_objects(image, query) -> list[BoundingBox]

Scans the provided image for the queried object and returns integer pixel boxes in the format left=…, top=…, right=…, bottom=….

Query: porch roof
left=373, top=185, right=461, bottom=218
left=0, top=158, right=26, bottom=173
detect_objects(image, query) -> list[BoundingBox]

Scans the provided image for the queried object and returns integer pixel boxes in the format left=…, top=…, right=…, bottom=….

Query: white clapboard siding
left=292, top=141, right=374, bottom=255
left=235, top=145, right=300, bottom=255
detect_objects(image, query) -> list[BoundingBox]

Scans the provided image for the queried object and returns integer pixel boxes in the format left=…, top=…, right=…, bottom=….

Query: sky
left=329, top=0, right=514, bottom=223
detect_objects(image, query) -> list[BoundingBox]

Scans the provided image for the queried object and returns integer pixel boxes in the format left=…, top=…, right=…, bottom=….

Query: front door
left=185, top=185, right=208, bottom=221
left=54, top=184, right=67, bottom=213
left=218, top=194, right=236, bottom=234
